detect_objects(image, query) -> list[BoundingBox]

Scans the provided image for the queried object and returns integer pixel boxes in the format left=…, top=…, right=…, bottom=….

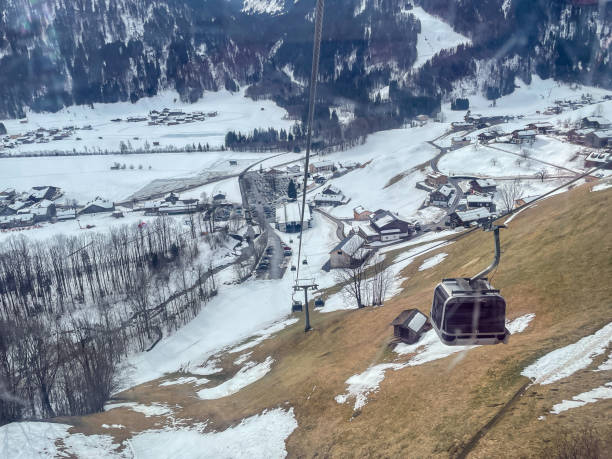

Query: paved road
left=314, top=208, right=346, bottom=240
left=428, top=140, right=463, bottom=223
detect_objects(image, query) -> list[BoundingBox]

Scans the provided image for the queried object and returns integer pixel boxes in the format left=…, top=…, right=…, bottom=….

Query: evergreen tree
left=287, top=179, right=297, bottom=200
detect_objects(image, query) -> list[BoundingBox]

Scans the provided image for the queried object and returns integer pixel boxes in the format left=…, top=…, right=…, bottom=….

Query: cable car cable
left=295, top=0, right=325, bottom=282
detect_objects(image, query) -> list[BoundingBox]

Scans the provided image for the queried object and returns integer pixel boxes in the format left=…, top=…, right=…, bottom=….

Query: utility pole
left=293, top=279, right=318, bottom=332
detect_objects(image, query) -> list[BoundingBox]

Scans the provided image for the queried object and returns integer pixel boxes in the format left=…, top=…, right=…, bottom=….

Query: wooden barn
left=391, top=309, right=431, bottom=344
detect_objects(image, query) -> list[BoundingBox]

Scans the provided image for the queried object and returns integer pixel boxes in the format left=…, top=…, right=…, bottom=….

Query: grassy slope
left=63, top=182, right=612, bottom=458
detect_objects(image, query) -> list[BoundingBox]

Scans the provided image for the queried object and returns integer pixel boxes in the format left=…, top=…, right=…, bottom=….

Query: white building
left=275, top=201, right=312, bottom=232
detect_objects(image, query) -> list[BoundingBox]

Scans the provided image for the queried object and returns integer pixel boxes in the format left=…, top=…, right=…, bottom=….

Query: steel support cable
left=296, top=0, right=325, bottom=282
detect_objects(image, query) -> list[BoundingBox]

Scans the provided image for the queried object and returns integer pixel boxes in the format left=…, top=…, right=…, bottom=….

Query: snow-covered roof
left=311, top=160, right=334, bottom=168
left=467, top=194, right=493, bottom=203
left=516, top=129, right=537, bottom=136
left=275, top=201, right=311, bottom=225
left=29, top=187, right=50, bottom=199
left=314, top=193, right=345, bottom=203
left=585, top=116, right=611, bottom=124
left=591, top=129, right=612, bottom=139
left=455, top=208, right=490, bottom=222
left=322, top=184, right=342, bottom=195
left=354, top=222, right=377, bottom=237
left=373, top=214, right=395, bottom=228
left=332, top=234, right=366, bottom=257
left=473, top=178, right=496, bottom=188
left=353, top=205, right=368, bottom=214
left=83, top=199, right=114, bottom=210
left=437, top=185, right=454, bottom=197
left=408, top=312, right=427, bottom=332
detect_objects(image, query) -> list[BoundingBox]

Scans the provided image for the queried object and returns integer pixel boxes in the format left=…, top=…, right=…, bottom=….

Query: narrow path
left=314, top=208, right=345, bottom=240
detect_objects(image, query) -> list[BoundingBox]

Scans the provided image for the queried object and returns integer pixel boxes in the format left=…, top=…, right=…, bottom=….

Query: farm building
left=28, top=186, right=61, bottom=202
left=512, top=130, right=536, bottom=143
left=582, top=116, right=612, bottom=130
left=391, top=309, right=432, bottom=344
left=79, top=199, right=115, bottom=215
left=470, top=179, right=497, bottom=194
left=567, top=128, right=594, bottom=144
left=309, top=160, right=334, bottom=174
left=313, top=192, right=348, bottom=207
left=275, top=201, right=311, bottom=232
left=466, top=194, right=495, bottom=210
left=527, top=122, right=554, bottom=134
left=0, top=213, right=35, bottom=229
left=429, top=185, right=455, bottom=207
left=584, top=130, right=612, bottom=148
left=451, top=136, right=471, bottom=148
left=585, top=151, right=612, bottom=169
left=425, top=172, right=448, bottom=187
left=354, top=222, right=379, bottom=243
left=370, top=210, right=413, bottom=241
left=329, top=234, right=370, bottom=269
left=55, top=209, right=77, bottom=221
left=450, top=208, right=491, bottom=228
left=353, top=206, right=372, bottom=221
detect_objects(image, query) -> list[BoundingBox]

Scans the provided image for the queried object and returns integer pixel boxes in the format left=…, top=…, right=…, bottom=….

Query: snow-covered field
left=0, top=89, right=293, bottom=155
left=407, top=6, right=471, bottom=69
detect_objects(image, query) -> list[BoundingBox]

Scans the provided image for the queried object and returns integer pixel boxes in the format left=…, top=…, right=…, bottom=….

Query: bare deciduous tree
left=499, top=179, right=525, bottom=214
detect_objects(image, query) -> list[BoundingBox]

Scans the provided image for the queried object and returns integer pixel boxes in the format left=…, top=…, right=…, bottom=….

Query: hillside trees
left=0, top=217, right=221, bottom=425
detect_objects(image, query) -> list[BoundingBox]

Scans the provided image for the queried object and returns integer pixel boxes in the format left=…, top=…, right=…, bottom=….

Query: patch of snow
left=596, top=353, right=612, bottom=372
left=101, top=424, right=125, bottom=429
left=230, top=318, right=298, bottom=353
left=104, top=402, right=173, bottom=417
left=242, top=0, right=285, bottom=15
left=234, top=352, right=254, bottom=365
left=189, top=359, right=224, bottom=376
left=522, top=322, right=612, bottom=385
left=550, top=382, right=612, bottom=414
left=159, top=376, right=210, bottom=387
left=338, top=314, right=534, bottom=410
left=335, top=363, right=402, bottom=411
left=0, top=422, right=127, bottom=458
left=592, top=182, right=612, bottom=192
left=407, top=7, right=471, bottom=69
left=506, top=313, right=536, bottom=334
left=197, top=357, right=274, bottom=400
left=418, top=252, right=448, bottom=271
left=129, top=408, right=298, bottom=459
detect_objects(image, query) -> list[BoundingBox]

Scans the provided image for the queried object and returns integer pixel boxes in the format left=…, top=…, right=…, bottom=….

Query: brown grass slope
left=63, top=183, right=612, bottom=458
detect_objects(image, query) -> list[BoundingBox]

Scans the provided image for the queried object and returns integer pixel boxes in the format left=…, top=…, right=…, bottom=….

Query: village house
left=425, top=172, right=448, bottom=187
left=354, top=222, right=379, bottom=242
left=567, top=128, right=594, bottom=144
left=55, top=209, right=77, bottom=221
left=28, top=186, right=61, bottom=202
left=415, top=181, right=436, bottom=193
left=582, top=116, right=612, bottom=130
left=275, top=201, right=312, bottom=232
left=329, top=234, right=370, bottom=269
left=370, top=210, right=413, bottom=241
left=584, top=130, right=612, bottom=148
left=0, top=213, right=35, bottom=229
left=466, top=194, right=495, bottom=210
left=512, top=129, right=536, bottom=144
left=527, top=122, right=554, bottom=134
left=313, top=192, right=348, bottom=207
left=477, top=131, right=498, bottom=144
left=429, top=185, right=455, bottom=207
left=451, top=136, right=471, bottom=148
left=79, top=199, right=115, bottom=215
left=308, top=160, right=335, bottom=174
left=353, top=205, right=372, bottom=221
left=391, top=309, right=431, bottom=344
left=164, top=192, right=180, bottom=204
left=470, top=178, right=497, bottom=194
left=450, top=121, right=473, bottom=132
left=450, top=208, right=491, bottom=228
left=585, top=151, right=612, bottom=169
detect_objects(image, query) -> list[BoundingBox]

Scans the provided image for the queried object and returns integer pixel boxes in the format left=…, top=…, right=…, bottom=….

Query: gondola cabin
left=391, top=309, right=431, bottom=344
left=431, top=278, right=509, bottom=345
left=292, top=300, right=303, bottom=312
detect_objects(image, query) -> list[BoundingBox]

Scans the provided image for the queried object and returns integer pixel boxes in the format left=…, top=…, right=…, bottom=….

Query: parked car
left=284, top=250, right=292, bottom=256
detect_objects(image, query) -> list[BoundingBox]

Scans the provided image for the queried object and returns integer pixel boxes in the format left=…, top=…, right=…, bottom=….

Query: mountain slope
left=49, top=180, right=612, bottom=457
